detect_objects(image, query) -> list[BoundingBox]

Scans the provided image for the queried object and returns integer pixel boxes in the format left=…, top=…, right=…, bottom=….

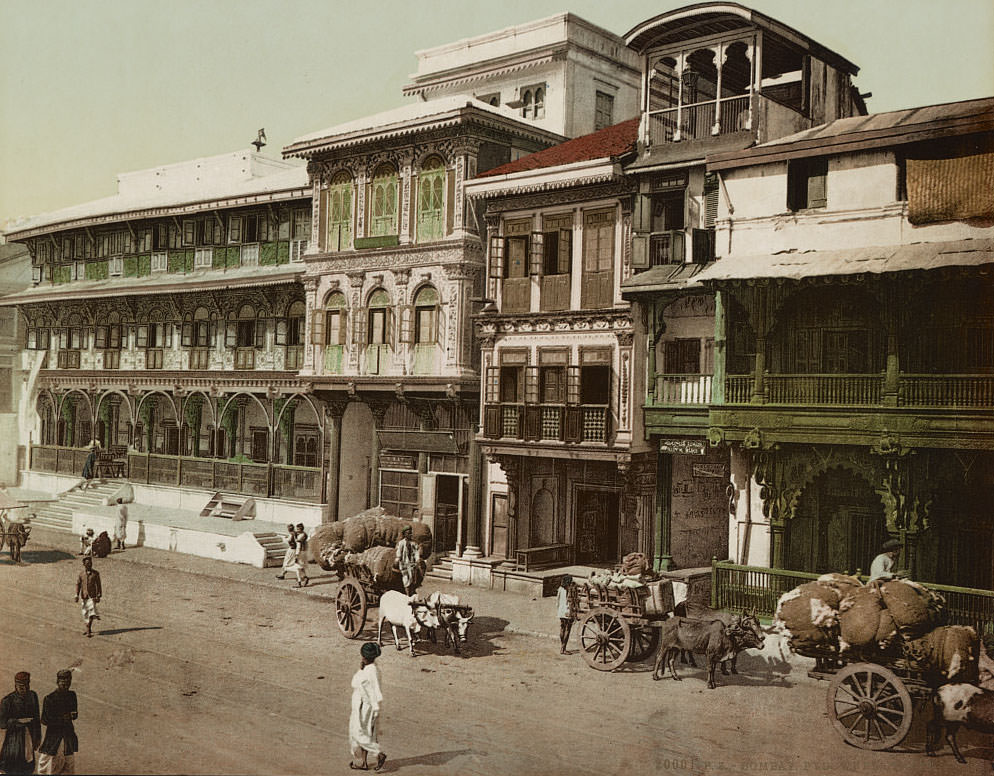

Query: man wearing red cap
left=0, top=671, right=41, bottom=774
left=74, top=557, right=102, bottom=638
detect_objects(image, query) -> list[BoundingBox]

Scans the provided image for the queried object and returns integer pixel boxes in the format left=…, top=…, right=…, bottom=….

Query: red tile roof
left=477, top=118, right=639, bottom=178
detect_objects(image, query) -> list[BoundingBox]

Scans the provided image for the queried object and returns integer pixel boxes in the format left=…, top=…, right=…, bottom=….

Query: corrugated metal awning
left=694, top=238, right=994, bottom=283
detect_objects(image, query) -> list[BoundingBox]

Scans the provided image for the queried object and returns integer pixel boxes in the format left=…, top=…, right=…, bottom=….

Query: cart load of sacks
left=775, top=573, right=978, bottom=684
left=585, top=552, right=675, bottom=616
left=310, top=506, right=433, bottom=579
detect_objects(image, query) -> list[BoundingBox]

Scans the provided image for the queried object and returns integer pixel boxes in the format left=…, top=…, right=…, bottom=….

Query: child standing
left=556, top=575, right=579, bottom=654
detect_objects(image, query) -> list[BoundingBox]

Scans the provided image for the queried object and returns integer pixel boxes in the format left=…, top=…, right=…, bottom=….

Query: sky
left=1, top=0, right=992, bottom=230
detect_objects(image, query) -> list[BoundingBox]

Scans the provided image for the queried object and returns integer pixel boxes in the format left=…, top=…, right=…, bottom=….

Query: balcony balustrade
left=719, top=373, right=994, bottom=408
left=654, top=373, right=713, bottom=405
left=900, top=374, right=994, bottom=408
left=30, top=446, right=323, bottom=502
left=484, top=402, right=611, bottom=444
left=647, top=95, right=750, bottom=146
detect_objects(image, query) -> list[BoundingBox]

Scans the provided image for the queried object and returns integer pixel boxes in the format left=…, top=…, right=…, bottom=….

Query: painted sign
left=659, top=438, right=707, bottom=455
left=380, top=453, right=416, bottom=470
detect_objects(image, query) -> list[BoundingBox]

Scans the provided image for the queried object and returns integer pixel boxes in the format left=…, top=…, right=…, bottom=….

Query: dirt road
left=0, top=543, right=982, bottom=775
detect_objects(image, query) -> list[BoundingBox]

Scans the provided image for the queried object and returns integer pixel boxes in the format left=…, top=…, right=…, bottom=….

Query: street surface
left=1, top=534, right=989, bottom=775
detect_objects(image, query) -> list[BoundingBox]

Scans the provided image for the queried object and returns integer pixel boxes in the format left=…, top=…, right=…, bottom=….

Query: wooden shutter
left=95, top=326, right=108, bottom=349
left=225, top=321, right=236, bottom=348
left=276, top=319, right=288, bottom=346
left=807, top=161, right=827, bottom=208
left=229, top=216, right=242, bottom=243
left=524, top=366, right=539, bottom=404
left=704, top=173, right=719, bottom=228
left=181, top=322, right=193, bottom=347
left=631, top=235, right=649, bottom=269
left=524, top=405, right=541, bottom=440
left=484, top=405, right=502, bottom=439
left=385, top=307, right=395, bottom=346
left=446, top=169, right=456, bottom=235
left=692, top=229, right=715, bottom=264
left=558, top=228, right=572, bottom=274
left=311, top=310, right=325, bottom=345
left=255, top=318, right=266, bottom=348
left=529, top=232, right=544, bottom=276
left=485, top=366, right=499, bottom=404
left=488, top=234, right=504, bottom=278
left=136, top=325, right=148, bottom=348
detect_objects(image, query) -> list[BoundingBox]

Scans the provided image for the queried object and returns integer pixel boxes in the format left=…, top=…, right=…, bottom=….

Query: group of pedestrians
left=0, top=670, right=80, bottom=775
left=275, top=523, right=309, bottom=587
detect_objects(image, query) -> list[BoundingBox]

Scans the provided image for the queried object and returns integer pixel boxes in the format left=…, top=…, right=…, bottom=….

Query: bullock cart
left=575, top=583, right=671, bottom=671
left=334, top=552, right=426, bottom=639
left=797, top=644, right=939, bottom=752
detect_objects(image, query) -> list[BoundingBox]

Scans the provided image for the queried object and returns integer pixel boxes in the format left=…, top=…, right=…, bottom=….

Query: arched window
left=323, top=292, right=348, bottom=375
left=95, top=311, right=123, bottom=369
left=370, top=164, right=398, bottom=237
left=417, top=156, right=446, bottom=242
left=327, top=171, right=353, bottom=251
left=227, top=304, right=262, bottom=369
left=413, top=285, right=439, bottom=345
left=521, top=87, right=545, bottom=119
left=138, top=308, right=170, bottom=369
left=522, top=90, right=534, bottom=118
left=367, top=289, right=391, bottom=346
left=534, top=87, right=545, bottom=119
left=324, top=292, right=348, bottom=346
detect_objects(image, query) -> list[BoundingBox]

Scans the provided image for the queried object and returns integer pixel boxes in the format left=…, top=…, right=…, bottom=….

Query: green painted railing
left=712, top=559, right=994, bottom=637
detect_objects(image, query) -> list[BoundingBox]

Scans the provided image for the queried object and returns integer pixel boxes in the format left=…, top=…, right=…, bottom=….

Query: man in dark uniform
left=37, top=670, right=78, bottom=775
left=0, top=671, right=41, bottom=774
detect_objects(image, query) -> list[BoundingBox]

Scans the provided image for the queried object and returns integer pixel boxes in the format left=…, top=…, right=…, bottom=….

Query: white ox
left=426, top=591, right=474, bottom=654
left=377, top=590, right=439, bottom=656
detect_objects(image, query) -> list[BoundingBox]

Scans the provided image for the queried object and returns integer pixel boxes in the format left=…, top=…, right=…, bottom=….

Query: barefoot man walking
left=74, top=557, right=102, bottom=638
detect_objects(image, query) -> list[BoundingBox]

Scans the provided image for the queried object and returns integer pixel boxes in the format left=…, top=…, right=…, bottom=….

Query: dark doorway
left=491, top=493, right=509, bottom=558
left=434, top=474, right=460, bottom=553
left=575, top=489, right=620, bottom=564
left=787, top=468, right=886, bottom=575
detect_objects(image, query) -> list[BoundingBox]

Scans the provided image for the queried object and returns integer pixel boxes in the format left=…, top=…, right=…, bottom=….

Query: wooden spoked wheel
left=827, top=663, right=913, bottom=751
left=335, top=578, right=367, bottom=639
left=627, top=625, right=660, bottom=663
left=579, top=608, right=631, bottom=671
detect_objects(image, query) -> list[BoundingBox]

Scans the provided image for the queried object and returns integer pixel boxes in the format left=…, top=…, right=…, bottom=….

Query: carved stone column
left=324, top=400, right=349, bottom=522
left=367, top=400, right=389, bottom=509
left=463, top=411, right=483, bottom=559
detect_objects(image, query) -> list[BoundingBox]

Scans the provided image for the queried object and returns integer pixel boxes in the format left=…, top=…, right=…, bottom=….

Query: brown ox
left=652, top=616, right=764, bottom=689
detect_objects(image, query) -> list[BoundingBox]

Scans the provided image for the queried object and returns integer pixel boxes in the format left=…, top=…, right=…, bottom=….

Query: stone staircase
left=200, top=492, right=255, bottom=520
left=425, top=552, right=453, bottom=581
left=28, top=482, right=122, bottom=533
left=253, top=531, right=290, bottom=568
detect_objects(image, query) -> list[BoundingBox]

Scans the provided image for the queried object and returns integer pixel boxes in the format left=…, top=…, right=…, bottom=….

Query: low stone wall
left=71, top=510, right=267, bottom=567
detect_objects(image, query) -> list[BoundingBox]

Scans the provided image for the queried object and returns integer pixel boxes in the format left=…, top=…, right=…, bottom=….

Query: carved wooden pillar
left=713, top=289, right=726, bottom=404
left=324, top=400, right=349, bottom=521
left=367, top=400, right=389, bottom=509
left=750, top=286, right=768, bottom=405
left=881, top=280, right=901, bottom=407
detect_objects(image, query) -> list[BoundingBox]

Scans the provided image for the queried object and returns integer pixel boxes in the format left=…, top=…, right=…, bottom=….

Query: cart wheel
left=628, top=625, right=660, bottom=663
left=579, top=608, right=631, bottom=671
left=827, top=662, right=913, bottom=751
left=335, top=578, right=367, bottom=639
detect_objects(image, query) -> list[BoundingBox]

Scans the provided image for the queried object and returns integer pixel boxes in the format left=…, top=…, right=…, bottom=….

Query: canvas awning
left=377, top=430, right=460, bottom=455
left=694, top=237, right=994, bottom=283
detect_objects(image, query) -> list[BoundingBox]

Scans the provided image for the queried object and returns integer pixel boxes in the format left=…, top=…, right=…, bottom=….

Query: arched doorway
left=786, top=468, right=886, bottom=575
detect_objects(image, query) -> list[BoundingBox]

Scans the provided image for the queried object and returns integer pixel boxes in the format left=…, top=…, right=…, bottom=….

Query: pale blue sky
left=1, top=0, right=992, bottom=229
